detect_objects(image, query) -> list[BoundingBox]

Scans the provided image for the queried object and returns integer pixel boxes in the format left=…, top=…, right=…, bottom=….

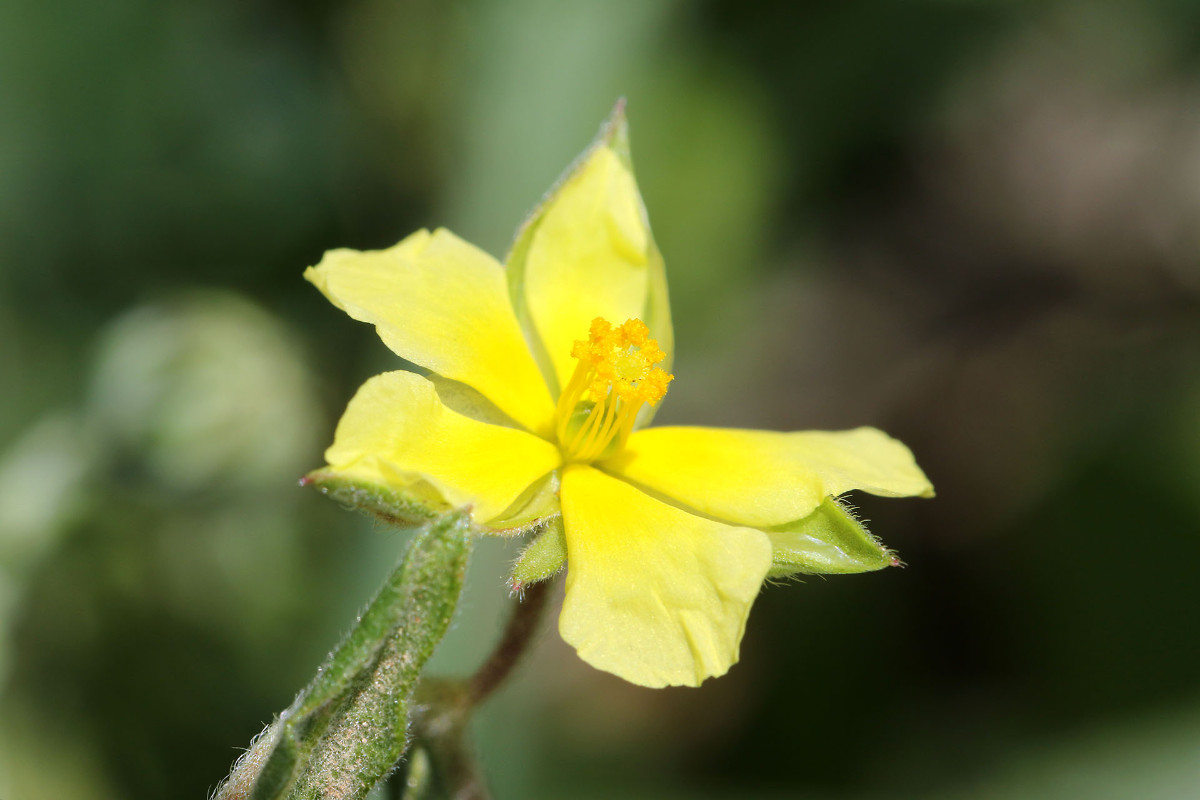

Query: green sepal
left=302, top=468, right=447, bottom=527
left=303, top=467, right=562, bottom=537
left=766, top=497, right=899, bottom=579
left=509, top=516, right=567, bottom=591
left=214, top=511, right=473, bottom=800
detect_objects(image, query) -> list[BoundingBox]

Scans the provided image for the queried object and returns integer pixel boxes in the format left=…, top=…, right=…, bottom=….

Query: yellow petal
left=324, top=371, right=562, bottom=524
left=509, top=113, right=672, bottom=395
left=603, top=426, right=934, bottom=528
left=558, top=464, right=771, bottom=688
left=305, top=228, right=555, bottom=436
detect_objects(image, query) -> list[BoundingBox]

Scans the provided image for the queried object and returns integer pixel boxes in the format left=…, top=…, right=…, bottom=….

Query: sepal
left=302, top=468, right=447, bottom=527
left=508, top=516, right=567, bottom=591
left=765, top=497, right=899, bottom=578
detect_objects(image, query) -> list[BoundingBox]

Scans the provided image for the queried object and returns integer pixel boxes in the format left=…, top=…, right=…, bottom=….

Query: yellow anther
left=556, top=316, right=673, bottom=462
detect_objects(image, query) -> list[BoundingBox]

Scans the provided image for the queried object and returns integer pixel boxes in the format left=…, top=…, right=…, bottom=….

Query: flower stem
left=467, top=579, right=552, bottom=707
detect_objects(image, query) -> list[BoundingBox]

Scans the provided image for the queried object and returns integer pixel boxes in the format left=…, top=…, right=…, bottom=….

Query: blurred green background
left=3, top=0, right=1200, bottom=797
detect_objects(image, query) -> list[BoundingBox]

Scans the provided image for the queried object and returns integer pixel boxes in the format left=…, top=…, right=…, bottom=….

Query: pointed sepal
left=301, top=468, right=447, bottom=528
left=765, top=497, right=899, bottom=578
left=508, top=516, right=567, bottom=592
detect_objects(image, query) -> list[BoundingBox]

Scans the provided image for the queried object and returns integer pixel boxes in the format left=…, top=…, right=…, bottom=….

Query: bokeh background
left=3, top=0, right=1200, bottom=797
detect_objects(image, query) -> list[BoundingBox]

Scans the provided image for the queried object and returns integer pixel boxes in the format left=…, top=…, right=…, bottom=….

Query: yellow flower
left=304, top=108, right=933, bottom=688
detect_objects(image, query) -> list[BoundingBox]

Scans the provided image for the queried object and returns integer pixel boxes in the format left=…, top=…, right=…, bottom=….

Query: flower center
left=556, top=317, right=672, bottom=463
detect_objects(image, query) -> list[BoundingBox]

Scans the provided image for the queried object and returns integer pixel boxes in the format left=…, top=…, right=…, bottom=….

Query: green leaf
left=214, top=511, right=474, bottom=800
left=766, top=497, right=898, bottom=578
left=509, top=516, right=567, bottom=590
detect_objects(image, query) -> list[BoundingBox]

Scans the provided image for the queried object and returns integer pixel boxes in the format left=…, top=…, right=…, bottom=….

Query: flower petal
left=558, top=464, right=771, bottom=688
left=508, top=110, right=672, bottom=396
left=305, top=228, right=555, bottom=436
left=603, top=426, right=934, bottom=528
left=324, top=371, right=562, bottom=524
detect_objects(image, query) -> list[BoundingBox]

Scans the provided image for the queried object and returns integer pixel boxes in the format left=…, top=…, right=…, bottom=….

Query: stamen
left=557, top=317, right=672, bottom=462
